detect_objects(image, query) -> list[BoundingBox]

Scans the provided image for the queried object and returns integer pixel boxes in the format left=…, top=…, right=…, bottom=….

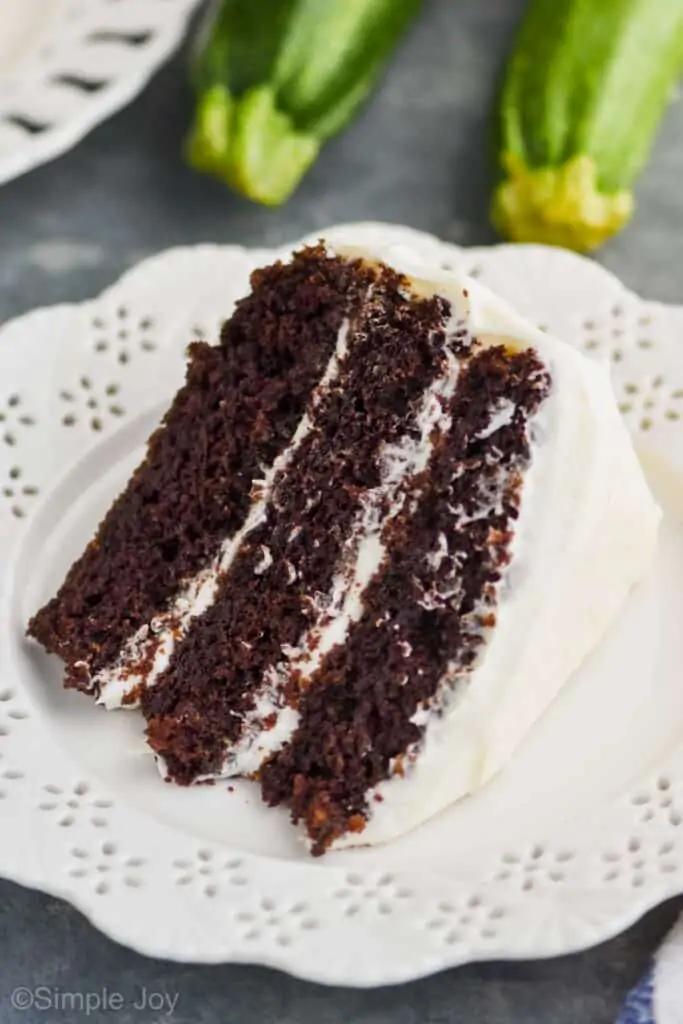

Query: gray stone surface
left=1, top=0, right=683, bottom=1019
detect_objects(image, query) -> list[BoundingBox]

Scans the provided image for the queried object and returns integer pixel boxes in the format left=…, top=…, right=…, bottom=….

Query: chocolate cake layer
left=259, top=346, right=551, bottom=854
left=143, top=264, right=456, bottom=782
left=28, top=248, right=372, bottom=690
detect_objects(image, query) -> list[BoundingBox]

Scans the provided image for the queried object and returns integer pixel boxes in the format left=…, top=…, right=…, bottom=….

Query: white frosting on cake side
left=326, top=245, right=661, bottom=850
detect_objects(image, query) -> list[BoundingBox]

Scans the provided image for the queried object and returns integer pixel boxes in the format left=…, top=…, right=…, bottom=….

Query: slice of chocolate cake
left=28, top=241, right=660, bottom=854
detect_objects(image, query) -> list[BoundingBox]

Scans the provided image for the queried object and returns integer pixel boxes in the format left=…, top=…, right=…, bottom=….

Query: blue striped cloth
left=617, top=918, right=683, bottom=1024
left=618, top=967, right=655, bottom=1024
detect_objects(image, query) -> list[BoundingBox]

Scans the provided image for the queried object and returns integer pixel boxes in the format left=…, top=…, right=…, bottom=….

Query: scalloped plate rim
left=0, top=0, right=202, bottom=187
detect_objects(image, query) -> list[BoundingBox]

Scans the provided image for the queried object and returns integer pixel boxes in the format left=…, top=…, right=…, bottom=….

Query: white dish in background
left=1, top=223, right=683, bottom=986
left=0, top=0, right=201, bottom=186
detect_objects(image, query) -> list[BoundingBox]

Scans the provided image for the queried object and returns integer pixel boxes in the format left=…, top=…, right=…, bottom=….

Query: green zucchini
left=492, top=0, right=683, bottom=252
left=186, top=0, right=421, bottom=206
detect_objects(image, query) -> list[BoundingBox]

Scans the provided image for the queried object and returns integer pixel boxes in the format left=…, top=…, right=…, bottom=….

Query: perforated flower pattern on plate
left=59, top=376, right=125, bottom=433
left=90, top=307, right=158, bottom=364
left=1, top=224, right=683, bottom=986
left=172, top=849, right=248, bottom=894
left=38, top=779, right=113, bottom=829
left=67, top=842, right=145, bottom=895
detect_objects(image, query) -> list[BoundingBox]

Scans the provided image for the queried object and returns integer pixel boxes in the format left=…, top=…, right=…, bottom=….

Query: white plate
left=0, top=0, right=201, bottom=186
left=1, top=223, right=683, bottom=987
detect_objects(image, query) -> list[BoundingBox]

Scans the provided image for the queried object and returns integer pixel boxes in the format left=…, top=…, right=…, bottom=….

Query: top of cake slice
left=28, top=241, right=660, bottom=854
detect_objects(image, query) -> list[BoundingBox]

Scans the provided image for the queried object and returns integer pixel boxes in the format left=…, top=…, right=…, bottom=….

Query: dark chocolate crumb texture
left=29, top=242, right=658, bottom=854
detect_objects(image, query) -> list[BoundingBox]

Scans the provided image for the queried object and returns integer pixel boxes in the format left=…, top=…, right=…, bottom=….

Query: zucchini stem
left=492, top=153, right=633, bottom=253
